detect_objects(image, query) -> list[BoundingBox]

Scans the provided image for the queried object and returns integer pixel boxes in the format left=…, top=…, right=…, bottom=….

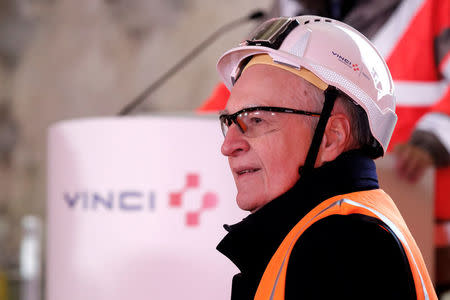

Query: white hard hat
left=217, top=15, right=397, bottom=156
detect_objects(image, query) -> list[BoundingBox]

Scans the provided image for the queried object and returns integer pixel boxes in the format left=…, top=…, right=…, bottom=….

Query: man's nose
left=221, top=124, right=250, bottom=157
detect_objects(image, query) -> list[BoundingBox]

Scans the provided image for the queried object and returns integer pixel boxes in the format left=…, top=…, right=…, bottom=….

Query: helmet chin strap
left=299, top=86, right=339, bottom=176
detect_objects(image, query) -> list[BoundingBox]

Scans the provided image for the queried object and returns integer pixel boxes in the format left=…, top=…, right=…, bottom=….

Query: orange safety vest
left=253, top=189, right=437, bottom=300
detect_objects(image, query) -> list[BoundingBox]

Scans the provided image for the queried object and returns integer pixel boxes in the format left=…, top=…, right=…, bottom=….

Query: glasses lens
left=236, top=117, right=248, bottom=133
left=248, top=18, right=292, bottom=44
left=220, top=116, right=229, bottom=137
left=237, top=110, right=280, bottom=137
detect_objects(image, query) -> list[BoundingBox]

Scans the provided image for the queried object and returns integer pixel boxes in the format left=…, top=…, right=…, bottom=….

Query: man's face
left=221, top=64, right=317, bottom=212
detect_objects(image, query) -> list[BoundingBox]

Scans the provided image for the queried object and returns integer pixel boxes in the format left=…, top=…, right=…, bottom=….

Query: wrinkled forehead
left=225, top=63, right=321, bottom=113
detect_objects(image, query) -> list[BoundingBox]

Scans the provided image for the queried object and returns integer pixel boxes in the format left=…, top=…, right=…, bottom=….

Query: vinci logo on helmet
left=331, top=51, right=353, bottom=68
left=331, top=51, right=370, bottom=79
left=168, top=173, right=219, bottom=227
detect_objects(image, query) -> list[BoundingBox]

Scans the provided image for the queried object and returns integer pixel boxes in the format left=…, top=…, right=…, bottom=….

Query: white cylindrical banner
left=47, top=114, right=435, bottom=300
left=47, top=115, right=246, bottom=300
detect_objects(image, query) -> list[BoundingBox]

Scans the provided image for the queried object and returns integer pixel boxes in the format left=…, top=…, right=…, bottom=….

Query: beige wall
left=0, top=0, right=272, bottom=269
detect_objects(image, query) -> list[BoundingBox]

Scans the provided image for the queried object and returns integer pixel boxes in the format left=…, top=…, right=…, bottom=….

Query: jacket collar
left=217, top=150, right=379, bottom=275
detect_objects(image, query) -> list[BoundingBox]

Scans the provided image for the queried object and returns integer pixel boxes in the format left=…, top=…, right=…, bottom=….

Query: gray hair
left=298, top=79, right=382, bottom=158
left=337, top=92, right=383, bottom=158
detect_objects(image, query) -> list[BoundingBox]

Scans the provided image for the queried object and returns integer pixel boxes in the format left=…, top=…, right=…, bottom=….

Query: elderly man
left=215, top=16, right=436, bottom=299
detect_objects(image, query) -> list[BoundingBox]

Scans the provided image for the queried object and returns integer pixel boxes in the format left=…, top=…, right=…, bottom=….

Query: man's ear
left=315, top=114, right=352, bottom=166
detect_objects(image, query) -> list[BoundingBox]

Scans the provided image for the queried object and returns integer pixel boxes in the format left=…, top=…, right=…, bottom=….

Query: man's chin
left=236, top=193, right=267, bottom=213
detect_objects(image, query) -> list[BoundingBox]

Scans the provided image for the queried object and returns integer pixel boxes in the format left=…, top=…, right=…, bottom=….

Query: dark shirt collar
left=217, top=150, right=379, bottom=275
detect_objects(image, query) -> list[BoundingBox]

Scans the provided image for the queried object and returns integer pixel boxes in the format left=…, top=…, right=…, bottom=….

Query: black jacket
left=217, top=151, right=416, bottom=299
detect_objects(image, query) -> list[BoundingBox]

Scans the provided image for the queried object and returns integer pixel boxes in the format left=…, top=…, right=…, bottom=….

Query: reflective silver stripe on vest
left=395, top=80, right=448, bottom=106
left=342, top=199, right=429, bottom=300
left=270, top=198, right=429, bottom=300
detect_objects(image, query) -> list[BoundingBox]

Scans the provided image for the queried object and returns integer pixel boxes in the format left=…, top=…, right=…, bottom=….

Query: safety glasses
left=230, top=17, right=301, bottom=84
left=219, top=106, right=321, bottom=138
left=243, top=17, right=300, bottom=49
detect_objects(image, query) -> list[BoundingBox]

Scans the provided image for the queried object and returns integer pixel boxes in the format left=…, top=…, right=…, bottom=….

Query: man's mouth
left=236, top=168, right=261, bottom=176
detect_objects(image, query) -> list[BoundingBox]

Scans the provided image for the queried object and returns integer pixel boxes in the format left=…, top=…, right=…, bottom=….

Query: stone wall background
left=0, top=0, right=272, bottom=279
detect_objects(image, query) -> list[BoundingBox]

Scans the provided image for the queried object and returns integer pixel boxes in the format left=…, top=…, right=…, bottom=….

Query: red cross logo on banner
left=168, top=173, right=219, bottom=227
